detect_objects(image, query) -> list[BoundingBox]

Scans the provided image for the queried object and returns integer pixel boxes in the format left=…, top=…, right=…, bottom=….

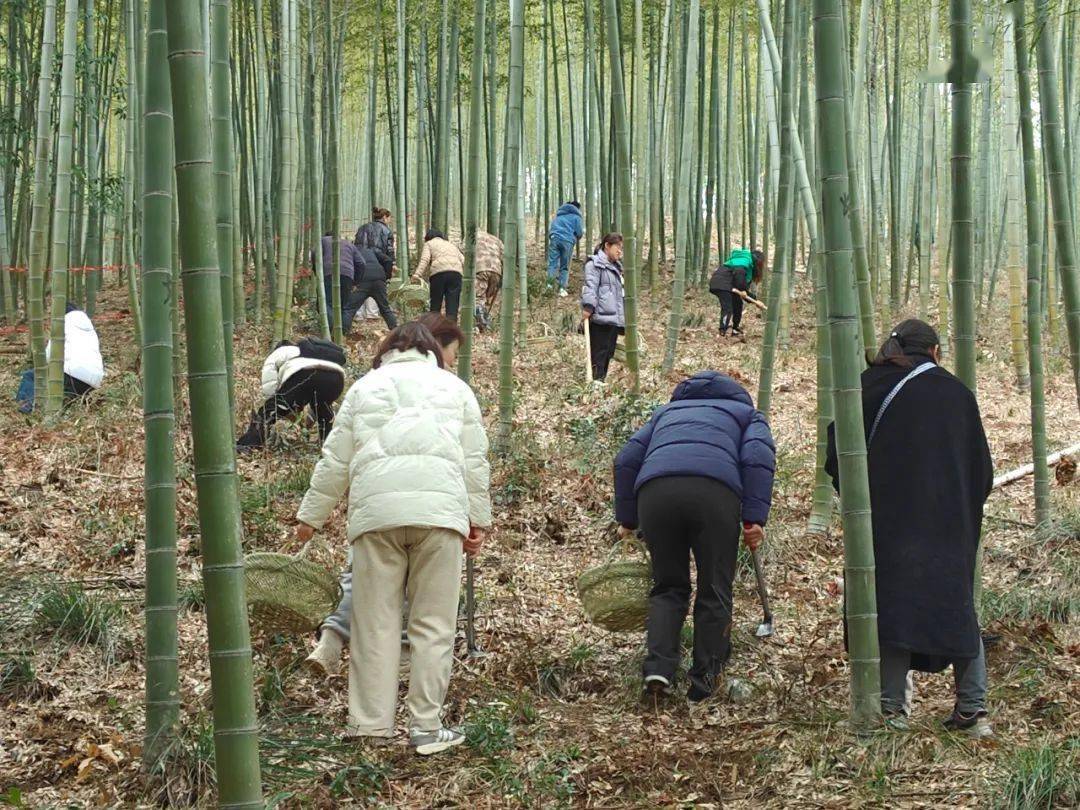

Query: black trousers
left=237, top=369, right=345, bottom=448
left=347, top=279, right=398, bottom=330
left=639, top=475, right=742, bottom=700
left=324, top=274, right=353, bottom=332
left=589, top=321, right=619, bottom=381
left=64, top=374, right=94, bottom=400
left=429, top=272, right=463, bottom=320
left=717, top=290, right=743, bottom=333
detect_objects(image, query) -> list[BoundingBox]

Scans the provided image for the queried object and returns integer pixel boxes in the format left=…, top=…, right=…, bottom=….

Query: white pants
left=347, top=527, right=463, bottom=736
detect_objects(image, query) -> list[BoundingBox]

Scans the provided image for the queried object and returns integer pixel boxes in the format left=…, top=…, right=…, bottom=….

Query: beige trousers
left=347, top=526, right=463, bottom=736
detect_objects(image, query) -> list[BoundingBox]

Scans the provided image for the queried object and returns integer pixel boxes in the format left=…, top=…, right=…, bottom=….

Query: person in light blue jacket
left=546, top=200, right=584, bottom=296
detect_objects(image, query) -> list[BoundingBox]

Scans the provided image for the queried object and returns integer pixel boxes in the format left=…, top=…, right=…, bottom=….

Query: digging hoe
left=750, top=547, right=774, bottom=638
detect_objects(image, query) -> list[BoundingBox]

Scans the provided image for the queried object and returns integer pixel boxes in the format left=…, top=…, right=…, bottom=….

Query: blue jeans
left=546, top=238, right=573, bottom=289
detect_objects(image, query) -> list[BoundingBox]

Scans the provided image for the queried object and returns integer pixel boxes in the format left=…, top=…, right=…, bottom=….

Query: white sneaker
left=410, top=726, right=466, bottom=755
left=305, top=630, right=344, bottom=677
left=558, top=287, right=568, bottom=298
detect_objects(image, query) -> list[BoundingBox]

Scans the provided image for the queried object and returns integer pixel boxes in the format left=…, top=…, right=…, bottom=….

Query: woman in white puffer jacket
left=294, top=321, right=492, bottom=755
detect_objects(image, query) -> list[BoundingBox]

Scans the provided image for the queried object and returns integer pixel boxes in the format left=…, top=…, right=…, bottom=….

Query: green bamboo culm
left=1033, top=0, right=1080, bottom=409
left=496, top=0, right=525, bottom=454
left=394, top=0, right=409, bottom=279
left=948, top=0, right=977, bottom=392
left=164, top=0, right=263, bottom=804
left=211, top=0, right=236, bottom=413
left=457, top=0, right=487, bottom=382
left=661, top=0, right=700, bottom=374
left=0, top=160, right=12, bottom=326
left=812, top=0, right=882, bottom=730
left=755, top=0, right=795, bottom=418
left=43, top=0, right=80, bottom=417
left=326, top=0, right=343, bottom=344
left=26, top=0, right=58, bottom=409
left=1007, top=0, right=1050, bottom=527
left=602, top=0, right=640, bottom=392
left=141, top=0, right=179, bottom=767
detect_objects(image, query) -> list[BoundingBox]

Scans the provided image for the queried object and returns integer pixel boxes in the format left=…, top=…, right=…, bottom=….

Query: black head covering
left=872, top=319, right=940, bottom=367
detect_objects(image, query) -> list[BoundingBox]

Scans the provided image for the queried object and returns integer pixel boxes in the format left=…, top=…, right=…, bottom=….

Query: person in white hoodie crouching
left=294, top=320, right=492, bottom=755
left=236, top=337, right=347, bottom=451
left=42, top=304, right=105, bottom=401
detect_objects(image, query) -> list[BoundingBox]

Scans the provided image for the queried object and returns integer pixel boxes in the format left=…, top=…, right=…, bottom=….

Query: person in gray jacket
left=581, top=233, right=626, bottom=382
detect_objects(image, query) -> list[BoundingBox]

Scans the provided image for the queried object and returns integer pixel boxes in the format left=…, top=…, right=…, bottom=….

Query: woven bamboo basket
left=526, top=321, right=556, bottom=348
left=245, top=542, right=341, bottom=635
left=576, top=537, right=652, bottom=632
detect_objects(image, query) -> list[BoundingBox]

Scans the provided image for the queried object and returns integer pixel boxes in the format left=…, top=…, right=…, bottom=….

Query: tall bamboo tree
left=948, top=0, right=978, bottom=391
left=496, top=0, right=524, bottom=453
left=142, top=0, right=179, bottom=767
left=27, top=0, right=58, bottom=408
left=1034, top=0, right=1080, bottom=408
left=44, top=0, right=80, bottom=416
left=603, top=0, right=639, bottom=391
left=211, top=0, right=236, bottom=407
left=661, top=0, right=700, bottom=373
left=165, top=0, right=262, bottom=803
left=813, top=0, right=882, bottom=729
left=457, top=0, right=487, bottom=381
left=1007, top=0, right=1049, bottom=526
left=1002, top=17, right=1030, bottom=390
left=755, top=0, right=795, bottom=417
left=394, top=0, right=409, bottom=278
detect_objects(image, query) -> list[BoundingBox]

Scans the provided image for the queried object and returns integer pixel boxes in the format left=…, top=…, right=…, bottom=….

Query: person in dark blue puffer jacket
left=613, top=371, right=776, bottom=702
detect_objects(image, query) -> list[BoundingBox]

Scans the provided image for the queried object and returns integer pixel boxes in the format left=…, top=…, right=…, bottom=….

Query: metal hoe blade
left=750, top=547, right=774, bottom=638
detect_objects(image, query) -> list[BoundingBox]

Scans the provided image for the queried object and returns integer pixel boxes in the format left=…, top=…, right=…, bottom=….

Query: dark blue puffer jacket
left=548, top=202, right=584, bottom=245
left=613, top=372, right=776, bottom=528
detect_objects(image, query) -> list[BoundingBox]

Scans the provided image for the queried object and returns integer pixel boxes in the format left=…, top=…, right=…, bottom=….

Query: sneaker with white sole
left=305, top=630, right=345, bottom=677
left=410, top=726, right=466, bottom=755
left=643, top=674, right=673, bottom=696
left=559, top=287, right=568, bottom=298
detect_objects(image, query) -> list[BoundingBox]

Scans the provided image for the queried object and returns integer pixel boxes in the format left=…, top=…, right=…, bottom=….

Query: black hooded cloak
left=826, top=353, right=994, bottom=672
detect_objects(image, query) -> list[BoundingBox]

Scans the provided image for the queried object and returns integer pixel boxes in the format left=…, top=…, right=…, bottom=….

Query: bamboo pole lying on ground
left=992, top=442, right=1080, bottom=490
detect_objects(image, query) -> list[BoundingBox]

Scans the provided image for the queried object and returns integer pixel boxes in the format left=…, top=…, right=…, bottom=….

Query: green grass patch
left=34, top=584, right=120, bottom=660
left=993, top=738, right=1080, bottom=810
left=0, top=654, right=35, bottom=699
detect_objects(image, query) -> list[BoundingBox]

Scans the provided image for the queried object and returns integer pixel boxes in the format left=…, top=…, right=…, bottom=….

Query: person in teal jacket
left=708, top=249, right=764, bottom=336
left=546, top=201, right=584, bottom=296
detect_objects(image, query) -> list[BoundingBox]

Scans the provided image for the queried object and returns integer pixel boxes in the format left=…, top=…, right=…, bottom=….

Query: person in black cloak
left=825, top=319, right=994, bottom=738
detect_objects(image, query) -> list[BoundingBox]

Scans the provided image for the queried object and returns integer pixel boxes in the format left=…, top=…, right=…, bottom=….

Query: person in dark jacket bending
left=581, top=233, right=626, bottom=383
left=348, top=242, right=398, bottom=331
left=317, top=233, right=360, bottom=331
left=825, top=319, right=994, bottom=738
left=614, top=372, right=776, bottom=701
left=354, top=206, right=397, bottom=271
left=709, top=248, right=764, bottom=337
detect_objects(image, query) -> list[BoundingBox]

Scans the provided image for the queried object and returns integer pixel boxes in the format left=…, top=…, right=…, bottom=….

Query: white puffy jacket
left=45, top=310, right=104, bottom=388
left=296, top=347, right=492, bottom=540
left=261, top=344, right=345, bottom=399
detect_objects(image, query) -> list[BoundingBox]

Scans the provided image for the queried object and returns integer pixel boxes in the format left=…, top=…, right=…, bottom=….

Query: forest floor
left=0, top=248, right=1078, bottom=809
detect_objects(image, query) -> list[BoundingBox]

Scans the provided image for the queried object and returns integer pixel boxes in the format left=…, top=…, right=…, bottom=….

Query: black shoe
left=731, top=327, right=743, bottom=336
left=643, top=674, right=673, bottom=697
left=943, top=709, right=993, bottom=739
left=719, top=328, right=728, bottom=337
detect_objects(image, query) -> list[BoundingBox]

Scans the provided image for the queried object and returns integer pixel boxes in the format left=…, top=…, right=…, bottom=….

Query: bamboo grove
left=1, top=0, right=1078, bottom=798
